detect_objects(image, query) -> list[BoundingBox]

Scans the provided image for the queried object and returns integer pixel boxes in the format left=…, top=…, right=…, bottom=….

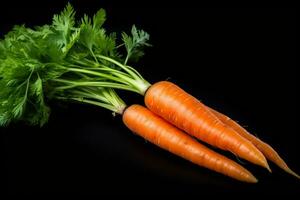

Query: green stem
left=63, top=64, right=149, bottom=95
left=22, top=69, right=34, bottom=104
left=71, top=63, right=132, bottom=79
left=71, top=97, right=122, bottom=114
left=52, top=79, right=141, bottom=93
left=95, top=55, right=151, bottom=94
left=125, top=65, right=145, bottom=80
left=65, top=67, right=129, bottom=85
left=96, top=55, right=142, bottom=80
left=50, top=59, right=150, bottom=95
left=90, top=49, right=99, bottom=63
left=124, top=54, right=130, bottom=66
left=69, top=89, right=109, bottom=103
left=54, top=87, right=126, bottom=114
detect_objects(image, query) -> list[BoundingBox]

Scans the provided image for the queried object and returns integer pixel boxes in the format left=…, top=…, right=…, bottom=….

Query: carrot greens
left=0, top=3, right=150, bottom=126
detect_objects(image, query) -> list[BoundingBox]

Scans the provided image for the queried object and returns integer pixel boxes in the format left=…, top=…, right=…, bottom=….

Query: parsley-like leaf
left=122, top=25, right=151, bottom=64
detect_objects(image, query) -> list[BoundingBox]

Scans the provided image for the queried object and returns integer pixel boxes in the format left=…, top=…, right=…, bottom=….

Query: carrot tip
left=253, top=178, right=259, bottom=183
left=266, top=163, right=272, bottom=173
left=259, top=158, right=272, bottom=172
left=247, top=175, right=258, bottom=183
left=285, top=168, right=300, bottom=180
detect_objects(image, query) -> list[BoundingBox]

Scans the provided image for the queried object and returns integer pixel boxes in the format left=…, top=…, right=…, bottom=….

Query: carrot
left=123, top=104, right=258, bottom=183
left=144, top=81, right=270, bottom=170
left=208, top=106, right=300, bottom=179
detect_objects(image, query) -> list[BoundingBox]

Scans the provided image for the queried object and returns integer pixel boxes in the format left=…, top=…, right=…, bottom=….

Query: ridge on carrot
left=0, top=3, right=298, bottom=179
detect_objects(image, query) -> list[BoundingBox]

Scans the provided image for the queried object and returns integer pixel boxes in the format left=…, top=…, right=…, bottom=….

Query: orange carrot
left=123, top=104, right=258, bottom=183
left=208, top=106, right=300, bottom=179
left=144, top=81, right=270, bottom=170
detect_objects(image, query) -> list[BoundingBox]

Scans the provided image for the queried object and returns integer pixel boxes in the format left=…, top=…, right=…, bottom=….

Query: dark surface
left=1, top=1, right=299, bottom=196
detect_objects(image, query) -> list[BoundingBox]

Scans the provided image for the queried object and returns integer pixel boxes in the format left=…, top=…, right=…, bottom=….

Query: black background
left=1, top=0, right=299, bottom=196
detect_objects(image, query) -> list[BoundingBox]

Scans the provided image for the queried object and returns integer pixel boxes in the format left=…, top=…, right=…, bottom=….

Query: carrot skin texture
left=208, top=107, right=300, bottom=179
left=123, top=105, right=258, bottom=183
left=145, top=81, right=269, bottom=169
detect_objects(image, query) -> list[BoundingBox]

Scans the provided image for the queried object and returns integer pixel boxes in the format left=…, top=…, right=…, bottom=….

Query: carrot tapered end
left=271, top=156, right=300, bottom=179
left=284, top=167, right=300, bottom=179
left=256, top=154, right=272, bottom=172
left=265, top=163, right=272, bottom=173
left=249, top=177, right=258, bottom=183
left=245, top=174, right=258, bottom=183
left=238, top=168, right=258, bottom=183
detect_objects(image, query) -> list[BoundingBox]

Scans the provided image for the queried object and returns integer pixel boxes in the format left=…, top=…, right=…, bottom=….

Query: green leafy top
left=0, top=3, right=151, bottom=126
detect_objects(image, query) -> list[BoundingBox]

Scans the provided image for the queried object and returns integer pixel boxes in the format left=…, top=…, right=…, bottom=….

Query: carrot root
left=123, top=105, right=258, bottom=183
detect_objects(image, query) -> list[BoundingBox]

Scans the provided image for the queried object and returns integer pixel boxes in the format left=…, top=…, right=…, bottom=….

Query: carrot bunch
left=143, top=81, right=300, bottom=180
left=122, top=81, right=299, bottom=182
left=0, top=3, right=298, bottom=183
